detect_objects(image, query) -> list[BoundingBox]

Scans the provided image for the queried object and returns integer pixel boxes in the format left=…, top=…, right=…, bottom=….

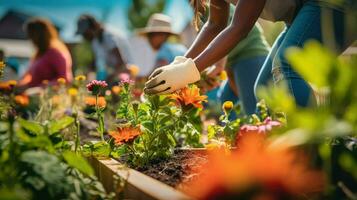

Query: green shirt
left=227, top=23, right=270, bottom=67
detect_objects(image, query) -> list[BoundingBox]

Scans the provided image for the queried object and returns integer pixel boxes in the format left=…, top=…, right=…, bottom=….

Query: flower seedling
left=86, top=80, right=108, bottom=141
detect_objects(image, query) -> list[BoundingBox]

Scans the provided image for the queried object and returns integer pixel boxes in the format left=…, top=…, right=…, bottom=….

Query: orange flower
left=85, top=96, right=106, bottom=108
left=109, top=126, right=142, bottom=145
left=111, top=86, right=121, bottom=95
left=14, top=94, right=29, bottom=107
left=0, top=82, right=11, bottom=91
left=185, top=135, right=324, bottom=200
left=51, top=95, right=61, bottom=106
left=42, top=80, right=49, bottom=86
left=171, top=85, right=207, bottom=109
left=128, top=64, right=140, bottom=77
left=0, top=80, right=17, bottom=92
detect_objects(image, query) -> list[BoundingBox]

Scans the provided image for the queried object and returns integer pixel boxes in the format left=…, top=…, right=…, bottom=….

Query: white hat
left=137, top=13, right=177, bottom=35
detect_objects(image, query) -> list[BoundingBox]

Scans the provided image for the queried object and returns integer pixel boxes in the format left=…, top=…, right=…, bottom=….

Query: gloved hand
left=144, top=57, right=201, bottom=95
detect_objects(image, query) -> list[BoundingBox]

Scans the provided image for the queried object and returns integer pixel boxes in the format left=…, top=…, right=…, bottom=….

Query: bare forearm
left=194, top=0, right=266, bottom=71
left=185, top=22, right=225, bottom=59
left=185, top=0, right=229, bottom=59
left=194, top=25, right=245, bottom=71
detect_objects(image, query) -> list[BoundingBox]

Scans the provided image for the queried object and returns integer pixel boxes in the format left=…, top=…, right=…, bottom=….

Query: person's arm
left=144, top=0, right=266, bottom=95
left=194, top=0, right=266, bottom=71
left=185, top=0, right=230, bottom=59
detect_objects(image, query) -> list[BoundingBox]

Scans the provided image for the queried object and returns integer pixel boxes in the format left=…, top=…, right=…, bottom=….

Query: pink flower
left=119, top=73, right=134, bottom=85
left=119, top=73, right=130, bottom=81
left=237, top=117, right=282, bottom=144
left=86, top=80, right=108, bottom=95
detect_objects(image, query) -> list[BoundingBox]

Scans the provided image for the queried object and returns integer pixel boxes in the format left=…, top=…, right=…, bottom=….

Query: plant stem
left=74, top=114, right=80, bottom=153
left=95, top=95, right=105, bottom=141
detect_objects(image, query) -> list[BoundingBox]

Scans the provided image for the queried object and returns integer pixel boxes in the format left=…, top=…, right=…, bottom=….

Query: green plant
left=0, top=110, right=114, bottom=199
left=257, top=41, right=357, bottom=199
left=109, top=85, right=206, bottom=166
left=128, top=0, right=166, bottom=29
left=86, top=80, right=108, bottom=141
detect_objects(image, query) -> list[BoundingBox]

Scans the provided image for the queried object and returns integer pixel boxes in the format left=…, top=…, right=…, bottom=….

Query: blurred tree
left=128, top=0, right=166, bottom=30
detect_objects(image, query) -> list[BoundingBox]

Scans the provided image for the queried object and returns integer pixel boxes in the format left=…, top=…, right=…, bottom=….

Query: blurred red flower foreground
left=185, top=135, right=324, bottom=200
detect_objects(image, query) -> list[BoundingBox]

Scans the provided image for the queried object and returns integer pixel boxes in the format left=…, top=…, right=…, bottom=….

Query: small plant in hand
left=87, top=80, right=108, bottom=141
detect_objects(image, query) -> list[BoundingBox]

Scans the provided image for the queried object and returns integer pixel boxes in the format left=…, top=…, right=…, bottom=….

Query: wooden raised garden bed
left=89, top=149, right=208, bottom=200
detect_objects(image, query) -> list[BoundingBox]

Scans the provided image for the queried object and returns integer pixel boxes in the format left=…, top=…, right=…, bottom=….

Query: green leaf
left=48, top=116, right=74, bottom=135
left=18, top=118, right=44, bottom=135
left=63, top=151, right=94, bottom=176
left=286, top=41, right=335, bottom=88
left=91, top=141, right=111, bottom=157
left=207, top=125, right=217, bottom=140
left=21, top=150, right=67, bottom=187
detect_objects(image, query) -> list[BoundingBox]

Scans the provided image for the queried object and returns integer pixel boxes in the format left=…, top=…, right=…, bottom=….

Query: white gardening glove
left=144, top=57, right=200, bottom=95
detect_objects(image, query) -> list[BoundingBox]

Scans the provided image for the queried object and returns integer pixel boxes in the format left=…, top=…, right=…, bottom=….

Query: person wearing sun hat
left=138, top=13, right=187, bottom=68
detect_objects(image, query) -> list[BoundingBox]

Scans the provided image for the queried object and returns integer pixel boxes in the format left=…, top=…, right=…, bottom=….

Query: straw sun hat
left=137, top=13, right=178, bottom=36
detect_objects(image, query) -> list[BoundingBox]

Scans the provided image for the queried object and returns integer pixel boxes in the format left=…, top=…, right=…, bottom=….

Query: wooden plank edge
left=93, top=157, right=192, bottom=200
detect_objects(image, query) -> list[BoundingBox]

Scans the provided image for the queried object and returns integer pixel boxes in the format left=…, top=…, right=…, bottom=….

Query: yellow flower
left=219, top=70, right=227, bottom=80
left=57, top=78, right=66, bottom=85
left=128, top=64, right=140, bottom=77
left=68, top=88, right=78, bottom=97
left=222, top=101, right=234, bottom=113
left=7, top=80, right=17, bottom=87
left=0, top=61, right=5, bottom=70
left=75, top=75, right=86, bottom=82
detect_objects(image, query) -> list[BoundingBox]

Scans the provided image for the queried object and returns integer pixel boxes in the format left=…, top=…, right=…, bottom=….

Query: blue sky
left=0, top=0, right=193, bottom=41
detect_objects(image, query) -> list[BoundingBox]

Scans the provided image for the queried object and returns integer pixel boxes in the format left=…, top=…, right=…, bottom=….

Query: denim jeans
left=217, top=56, right=267, bottom=116
left=254, top=1, right=349, bottom=107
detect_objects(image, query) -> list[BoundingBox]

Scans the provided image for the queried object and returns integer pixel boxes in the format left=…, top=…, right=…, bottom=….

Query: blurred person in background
left=19, top=18, right=72, bottom=88
left=145, top=0, right=355, bottom=109
left=76, top=14, right=133, bottom=83
left=138, top=13, right=187, bottom=68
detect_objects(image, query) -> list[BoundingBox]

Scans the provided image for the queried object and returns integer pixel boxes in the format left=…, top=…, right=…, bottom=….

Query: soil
left=136, top=149, right=208, bottom=189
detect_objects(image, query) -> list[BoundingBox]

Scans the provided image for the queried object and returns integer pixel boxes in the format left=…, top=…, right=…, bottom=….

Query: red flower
left=109, top=126, right=141, bottom=145
left=185, top=135, right=324, bottom=200
left=86, top=80, right=108, bottom=95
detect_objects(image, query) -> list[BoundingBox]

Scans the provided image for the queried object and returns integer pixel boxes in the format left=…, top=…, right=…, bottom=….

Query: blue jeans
left=254, top=1, right=349, bottom=107
left=218, top=56, right=267, bottom=116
